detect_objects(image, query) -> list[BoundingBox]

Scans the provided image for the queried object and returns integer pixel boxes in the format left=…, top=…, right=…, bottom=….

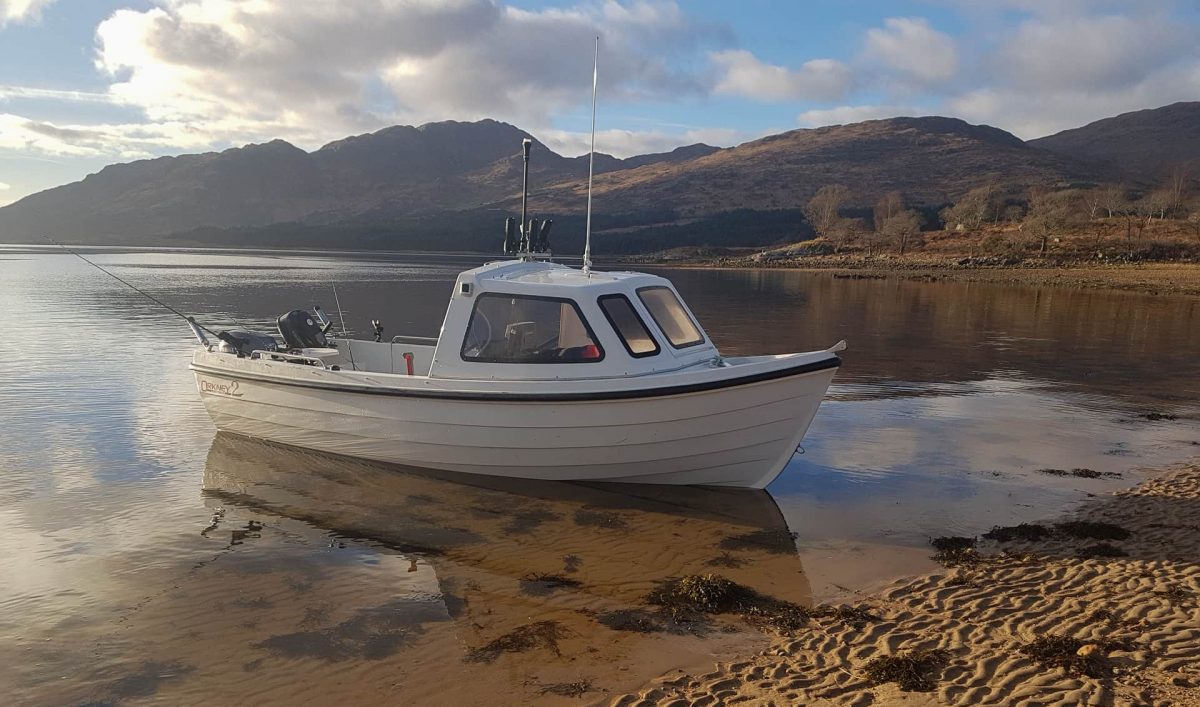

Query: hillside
left=541, top=116, right=1091, bottom=216
left=1, top=104, right=1196, bottom=252
left=1029, top=102, right=1200, bottom=180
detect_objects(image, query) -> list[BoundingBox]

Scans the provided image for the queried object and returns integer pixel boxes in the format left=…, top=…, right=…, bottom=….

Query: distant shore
left=613, top=461, right=1200, bottom=706
left=631, top=255, right=1200, bottom=297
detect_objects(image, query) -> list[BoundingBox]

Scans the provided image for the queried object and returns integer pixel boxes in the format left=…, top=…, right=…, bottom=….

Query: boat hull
left=191, top=357, right=837, bottom=488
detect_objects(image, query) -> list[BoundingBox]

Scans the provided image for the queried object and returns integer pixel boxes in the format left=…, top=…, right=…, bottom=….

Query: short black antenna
left=519, top=137, right=532, bottom=253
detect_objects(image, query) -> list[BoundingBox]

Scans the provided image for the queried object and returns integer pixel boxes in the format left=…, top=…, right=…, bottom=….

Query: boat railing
left=251, top=350, right=327, bottom=368
left=391, top=335, right=438, bottom=346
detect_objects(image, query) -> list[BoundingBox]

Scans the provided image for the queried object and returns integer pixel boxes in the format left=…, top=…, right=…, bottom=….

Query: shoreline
left=631, top=257, right=1200, bottom=298
left=610, top=461, right=1200, bottom=706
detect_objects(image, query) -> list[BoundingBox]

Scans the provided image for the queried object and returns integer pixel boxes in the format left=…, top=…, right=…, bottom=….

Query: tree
left=803, top=184, right=850, bottom=245
left=1094, top=183, right=1126, bottom=218
left=939, top=184, right=999, bottom=230
left=1165, top=165, right=1190, bottom=218
left=1024, top=188, right=1078, bottom=255
left=881, top=209, right=922, bottom=255
left=873, top=191, right=904, bottom=232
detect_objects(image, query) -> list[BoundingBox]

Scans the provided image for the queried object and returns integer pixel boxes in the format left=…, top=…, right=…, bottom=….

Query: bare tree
left=939, top=184, right=999, bottom=230
left=1025, top=188, right=1078, bottom=255
left=804, top=185, right=851, bottom=244
left=881, top=209, right=923, bottom=256
left=1095, top=183, right=1126, bottom=218
left=873, top=191, right=903, bottom=232
left=1166, top=165, right=1190, bottom=217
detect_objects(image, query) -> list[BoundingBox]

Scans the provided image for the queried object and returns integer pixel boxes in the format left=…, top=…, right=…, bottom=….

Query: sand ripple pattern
left=611, top=465, right=1200, bottom=707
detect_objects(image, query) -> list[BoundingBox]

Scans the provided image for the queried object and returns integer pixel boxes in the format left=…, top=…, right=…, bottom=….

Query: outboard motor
left=277, top=309, right=330, bottom=350
left=217, top=329, right=279, bottom=357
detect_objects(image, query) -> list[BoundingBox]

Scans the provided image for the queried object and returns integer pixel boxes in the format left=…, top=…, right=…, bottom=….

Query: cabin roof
left=463, top=259, right=661, bottom=291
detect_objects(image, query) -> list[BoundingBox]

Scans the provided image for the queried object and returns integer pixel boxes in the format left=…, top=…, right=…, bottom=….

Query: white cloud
left=711, top=49, right=851, bottom=101
left=863, top=17, right=958, bottom=86
left=88, top=0, right=717, bottom=155
left=996, top=13, right=1188, bottom=91
left=949, top=63, right=1200, bottom=138
left=0, top=181, right=10, bottom=190
left=0, top=0, right=55, bottom=26
left=541, top=126, right=746, bottom=158
left=797, top=104, right=913, bottom=128
left=946, top=9, right=1200, bottom=137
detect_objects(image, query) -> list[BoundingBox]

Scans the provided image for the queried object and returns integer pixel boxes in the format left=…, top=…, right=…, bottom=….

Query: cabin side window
left=597, top=294, right=660, bottom=358
left=636, top=286, right=705, bottom=349
left=461, top=293, right=604, bottom=363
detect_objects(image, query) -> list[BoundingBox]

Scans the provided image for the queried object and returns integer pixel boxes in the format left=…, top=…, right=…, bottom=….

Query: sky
left=1, top=0, right=1199, bottom=206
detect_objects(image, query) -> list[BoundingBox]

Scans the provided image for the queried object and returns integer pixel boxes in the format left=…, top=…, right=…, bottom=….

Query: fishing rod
left=50, top=240, right=229, bottom=346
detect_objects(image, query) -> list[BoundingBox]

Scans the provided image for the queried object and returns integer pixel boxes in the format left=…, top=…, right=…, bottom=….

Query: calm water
left=2, top=246, right=1198, bottom=705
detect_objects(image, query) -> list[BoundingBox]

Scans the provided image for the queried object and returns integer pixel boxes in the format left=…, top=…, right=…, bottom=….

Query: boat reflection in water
left=199, top=433, right=811, bottom=702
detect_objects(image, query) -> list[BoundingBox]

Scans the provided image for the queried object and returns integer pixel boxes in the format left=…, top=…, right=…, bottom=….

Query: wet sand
left=612, top=462, right=1200, bottom=706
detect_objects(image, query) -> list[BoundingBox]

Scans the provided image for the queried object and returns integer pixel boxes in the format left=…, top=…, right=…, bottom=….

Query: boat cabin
left=429, top=260, right=718, bottom=380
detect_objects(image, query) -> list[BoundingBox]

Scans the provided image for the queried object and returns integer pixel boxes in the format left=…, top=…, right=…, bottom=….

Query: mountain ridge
left=2, top=103, right=1197, bottom=252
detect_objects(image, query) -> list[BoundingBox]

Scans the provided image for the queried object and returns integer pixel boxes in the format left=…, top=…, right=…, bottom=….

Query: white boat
left=189, top=255, right=842, bottom=488
left=187, top=139, right=843, bottom=488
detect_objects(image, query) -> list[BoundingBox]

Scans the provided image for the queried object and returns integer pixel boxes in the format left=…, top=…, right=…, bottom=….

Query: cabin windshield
left=461, top=293, right=604, bottom=363
left=637, top=286, right=705, bottom=348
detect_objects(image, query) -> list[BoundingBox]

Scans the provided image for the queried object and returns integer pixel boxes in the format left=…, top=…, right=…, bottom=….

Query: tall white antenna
left=582, top=36, right=599, bottom=275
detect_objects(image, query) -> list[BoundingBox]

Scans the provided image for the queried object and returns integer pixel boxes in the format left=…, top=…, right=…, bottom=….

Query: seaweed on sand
left=536, top=680, right=594, bottom=697
left=647, top=574, right=809, bottom=632
left=982, top=523, right=1053, bottom=542
left=595, top=608, right=663, bottom=633
left=810, top=604, right=882, bottom=629
left=465, top=621, right=571, bottom=663
left=930, top=536, right=980, bottom=567
left=1054, top=521, right=1132, bottom=541
left=1077, top=543, right=1128, bottom=558
left=1020, top=635, right=1133, bottom=679
left=646, top=574, right=879, bottom=634
left=863, top=648, right=951, bottom=692
left=1036, top=468, right=1121, bottom=479
left=519, top=573, right=583, bottom=596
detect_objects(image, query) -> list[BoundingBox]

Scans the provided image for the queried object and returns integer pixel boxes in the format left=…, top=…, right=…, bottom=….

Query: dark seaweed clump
left=537, top=680, right=594, bottom=697
left=646, top=574, right=878, bottom=634
left=519, top=573, right=583, bottom=596
left=1020, top=635, right=1133, bottom=678
left=863, top=648, right=951, bottom=692
left=1036, top=468, right=1121, bottom=479
left=596, top=608, right=663, bottom=633
left=1144, top=412, right=1177, bottom=421
left=1054, top=521, right=1131, bottom=541
left=465, top=621, right=571, bottom=663
left=811, top=604, right=882, bottom=629
left=1077, top=543, right=1128, bottom=558
left=982, top=523, right=1053, bottom=542
left=930, top=536, right=980, bottom=567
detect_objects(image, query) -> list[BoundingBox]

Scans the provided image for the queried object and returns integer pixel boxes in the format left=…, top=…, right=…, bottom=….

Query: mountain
left=1, top=105, right=1194, bottom=252
left=542, top=116, right=1089, bottom=217
left=1029, top=102, right=1200, bottom=181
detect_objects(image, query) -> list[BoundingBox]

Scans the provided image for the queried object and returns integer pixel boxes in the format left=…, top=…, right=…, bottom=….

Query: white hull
left=192, top=353, right=837, bottom=488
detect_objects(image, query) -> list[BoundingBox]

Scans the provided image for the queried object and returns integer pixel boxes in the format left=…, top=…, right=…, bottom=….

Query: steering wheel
left=463, top=310, right=492, bottom=356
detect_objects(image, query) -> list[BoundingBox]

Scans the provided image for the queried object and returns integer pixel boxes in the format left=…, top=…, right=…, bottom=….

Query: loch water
left=1, top=246, right=1198, bottom=705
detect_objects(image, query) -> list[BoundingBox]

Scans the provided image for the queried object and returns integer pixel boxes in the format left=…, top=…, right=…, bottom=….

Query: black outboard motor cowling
left=278, top=309, right=330, bottom=350
left=217, top=329, right=279, bottom=357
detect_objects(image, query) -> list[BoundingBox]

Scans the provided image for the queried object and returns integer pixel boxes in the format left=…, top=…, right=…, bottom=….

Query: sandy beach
left=610, top=462, right=1200, bottom=706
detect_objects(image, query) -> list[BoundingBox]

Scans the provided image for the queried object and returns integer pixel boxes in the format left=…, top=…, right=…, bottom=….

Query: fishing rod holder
left=502, top=138, right=553, bottom=259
